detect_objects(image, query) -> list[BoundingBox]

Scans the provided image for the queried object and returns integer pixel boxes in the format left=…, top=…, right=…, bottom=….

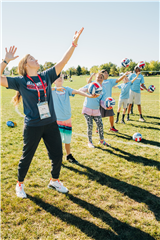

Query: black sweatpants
left=18, top=121, right=63, bottom=182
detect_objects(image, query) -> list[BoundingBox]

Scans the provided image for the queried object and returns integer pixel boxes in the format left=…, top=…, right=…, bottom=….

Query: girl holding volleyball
left=0, top=27, right=84, bottom=198
left=79, top=72, right=111, bottom=148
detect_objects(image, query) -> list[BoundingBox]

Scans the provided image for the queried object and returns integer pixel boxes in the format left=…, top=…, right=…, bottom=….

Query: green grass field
left=1, top=75, right=160, bottom=240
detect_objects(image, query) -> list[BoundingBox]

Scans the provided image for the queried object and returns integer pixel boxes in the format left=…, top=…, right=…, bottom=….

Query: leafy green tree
left=99, top=63, right=110, bottom=74
left=81, top=67, right=90, bottom=75
left=43, top=62, right=56, bottom=70
left=110, top=66, right=119, bottom=76
left=76, top=65, right=82, bottom=76
left=66, top=67, right=76, bottom=77
left=149, top=60, right=160, bottom=73
left=142, top=62, right=150, bottom=76
left=10, top=66, right=18, bottom=75
left=90, top=65, right=99, bottom=73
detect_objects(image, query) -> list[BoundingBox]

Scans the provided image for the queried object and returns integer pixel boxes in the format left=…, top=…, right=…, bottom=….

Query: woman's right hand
left=4, top=46, right=19, bottom=63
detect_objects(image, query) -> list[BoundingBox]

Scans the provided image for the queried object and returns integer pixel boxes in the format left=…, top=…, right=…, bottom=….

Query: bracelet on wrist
left=3, top=60, right=8, bottom=65
left=72, top=42, right=78, bottom=47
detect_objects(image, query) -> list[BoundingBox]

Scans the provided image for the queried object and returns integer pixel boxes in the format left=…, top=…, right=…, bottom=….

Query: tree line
left=5, top=60, right=160, bottom=76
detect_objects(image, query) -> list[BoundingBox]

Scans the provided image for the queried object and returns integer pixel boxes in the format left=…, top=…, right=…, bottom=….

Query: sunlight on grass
left=1, top=76, right=160, bottom=239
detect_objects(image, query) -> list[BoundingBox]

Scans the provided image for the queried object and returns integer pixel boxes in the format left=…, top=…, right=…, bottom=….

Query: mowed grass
left=1, top=75, right=160, bottom=240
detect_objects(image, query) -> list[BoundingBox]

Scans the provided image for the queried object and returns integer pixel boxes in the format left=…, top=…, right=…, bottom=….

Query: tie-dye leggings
left=84, top=114, right=104, bottom=143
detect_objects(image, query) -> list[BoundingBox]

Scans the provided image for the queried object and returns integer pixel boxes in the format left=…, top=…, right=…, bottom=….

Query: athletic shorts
left=118, top=98, right=128, bottom=109
left=57, top=119, right=72, bottom=144
left=128, top=89, right=141, bottom=105
left=100, top=106, right=115, bottom=118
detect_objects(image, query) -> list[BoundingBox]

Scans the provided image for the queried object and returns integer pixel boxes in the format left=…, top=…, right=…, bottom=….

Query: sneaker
left=66, top=154, right=79, bottom=164
left=88, top=142, right=95, bottom=148
left=139, top=117, right=145, bottom=122
left=115, top=120, right=118, bottom=124
left=99, top=140, right=111, bottom=147
left=16, top=182, right=27, bottom=198
left=120, top=120, right=125, bottom=124
left=109, top=126, right=118, bottom=132
left=48, top=179, right=68, bottom=193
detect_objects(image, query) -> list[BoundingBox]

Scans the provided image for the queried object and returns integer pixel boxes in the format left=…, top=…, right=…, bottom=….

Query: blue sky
left=1, top=1, right=159, bottom=71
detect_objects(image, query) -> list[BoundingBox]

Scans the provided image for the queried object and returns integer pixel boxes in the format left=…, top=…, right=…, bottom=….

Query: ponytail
left=12, top=54, right=30, bottom=106
left=11, top=91, right=22, bottom=106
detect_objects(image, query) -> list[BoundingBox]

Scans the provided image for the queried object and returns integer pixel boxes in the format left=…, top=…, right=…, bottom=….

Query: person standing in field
left=87, top=70, right=128, bottom=132
left=79, top=72, right=128, bottom=148
left=127, top=66, right=148, bottom=122
left=114, top=72, right=140, bottom=124
left=52, top=75, right=97, bottom=164
left=0, top=27, right=84, bottom=198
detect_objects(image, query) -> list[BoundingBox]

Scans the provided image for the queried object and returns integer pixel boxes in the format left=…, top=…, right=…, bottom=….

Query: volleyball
left=148, top=85, right=155, bottom=93
left=6, top=121, right=17, bottom=127
left=121, top=58, right=130, bottom=67
left=88, top=82, right=102, bottom=95
left=138, top=61, right=145, bottom=69
left=105, top=97, right=116, bottom=108
left=132, top=132, right=142, bottom=142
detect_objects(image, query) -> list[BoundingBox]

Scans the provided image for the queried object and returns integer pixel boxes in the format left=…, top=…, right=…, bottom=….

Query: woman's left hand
left=72, top=27, right=84, bottom=46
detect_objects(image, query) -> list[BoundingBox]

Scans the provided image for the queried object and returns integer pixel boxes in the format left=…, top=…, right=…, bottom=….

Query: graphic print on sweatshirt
left=26, top=80, right=48, bottom=91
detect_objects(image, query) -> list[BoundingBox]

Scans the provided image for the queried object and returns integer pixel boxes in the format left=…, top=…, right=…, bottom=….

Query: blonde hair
left=12, top=54, right=30, bottom=106
left=18, top=54, right=30, bottom=76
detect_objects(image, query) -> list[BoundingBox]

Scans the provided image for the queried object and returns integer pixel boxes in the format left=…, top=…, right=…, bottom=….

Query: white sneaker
left=16, top=182, right=27, bottom=198
left=88, top=142, right=95, bottom=148
left=48, top=179, right=68, bottom=193
left=139, top=117, right=145, bottom=122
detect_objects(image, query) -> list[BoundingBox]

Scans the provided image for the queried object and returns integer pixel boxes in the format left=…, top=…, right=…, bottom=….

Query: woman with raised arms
left=0, top=28, right=84, bottom=198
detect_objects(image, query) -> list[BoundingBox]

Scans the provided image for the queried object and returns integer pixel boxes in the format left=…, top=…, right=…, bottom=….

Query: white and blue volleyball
left=88, top=82, right=102, bottom=95
left=121, top=58, right=130, bottom=68
left=148, top=85, right=155, bottom=93
left=138, top=61, right=145, bottom=69
left=105, top=97, right=116, bottom=108
left=132, top=132, right=142, bottom=142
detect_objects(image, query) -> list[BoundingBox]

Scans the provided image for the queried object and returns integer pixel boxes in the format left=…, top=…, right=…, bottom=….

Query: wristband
left=72, top=42, right=78, bottom=47
left=3, top=60, right=8, bottom=65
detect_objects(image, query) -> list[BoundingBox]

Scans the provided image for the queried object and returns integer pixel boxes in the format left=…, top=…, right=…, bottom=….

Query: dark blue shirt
left=7, top=67, right=59, bottom=126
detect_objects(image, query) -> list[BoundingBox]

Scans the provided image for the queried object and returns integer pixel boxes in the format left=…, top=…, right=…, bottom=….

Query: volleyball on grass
left=138, top=61, right=145, bottom=69
left=148, top=85, right=156, bottom=93
left=132, top=132, right=142, bottom=142
left=121, top=58, right=130, bottom=67
left=6, top=121, right=17, bottom=127
left=88, top=82, right=102, bottom=95
left=105, top=97, right=116, bottom=108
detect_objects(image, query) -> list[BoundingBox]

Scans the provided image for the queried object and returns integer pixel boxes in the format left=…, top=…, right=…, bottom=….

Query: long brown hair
left=12, top=54, right=30, bottom=106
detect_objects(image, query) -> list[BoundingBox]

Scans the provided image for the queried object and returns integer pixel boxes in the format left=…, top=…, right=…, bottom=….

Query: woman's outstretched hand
left=5, top=46, right=19, bottom=63
left=72, top=27, right=84, bottom=46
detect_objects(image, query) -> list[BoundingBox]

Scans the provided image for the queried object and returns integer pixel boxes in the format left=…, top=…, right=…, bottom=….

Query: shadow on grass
left=105, top=128, right=160, bottom=147
left=68, top=194, right=156, bottom=240
left=133, top=120, right=160, bottom=126
left=27, top=193, right=156, bottom=240
left=62, top=164, right=160, bottom=221
left=27, top=194, right=119, bottom=240
left=134, top=114, right=160, bottom=120
left=108, top=146, right=160, bottom=170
